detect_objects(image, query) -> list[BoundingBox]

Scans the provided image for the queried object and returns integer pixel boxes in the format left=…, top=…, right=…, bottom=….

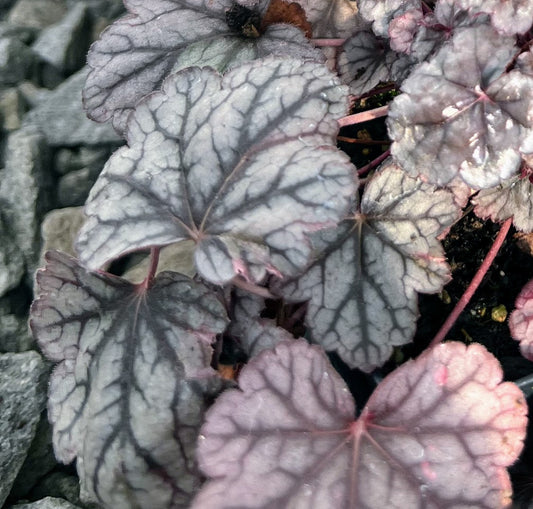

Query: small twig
left=231, top=276, right=277, bottom=299
left=357, top=149, right=390, bottom=177
left=312, top=38, right=346, bottom=47
left=351, top=83, right=397, bottom=102
left=429, top=218, right=512, bottom=348
left=338, top=105, right=389, bottom=127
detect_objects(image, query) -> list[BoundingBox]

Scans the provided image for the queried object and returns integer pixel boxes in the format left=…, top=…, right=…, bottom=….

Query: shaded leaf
left=337, top=30, right=411, bottom=96
left=83, top=0, right=323, bottom=134
left=278, top=160, right=460, bottom=371
left=77, top=58, right=356, bottom=284
left=388, top=25, right=533, bottom=188
left=193, top=340, right=527, bottom=508
left=229, top=289, right=294, bottom=357
left=472, top=174, right=533, bottom=233
left=296, top=0, right=362, bottom=37
left=30, top=250, right=228, bottom=509
left=510, top=279, right=533, bottom=361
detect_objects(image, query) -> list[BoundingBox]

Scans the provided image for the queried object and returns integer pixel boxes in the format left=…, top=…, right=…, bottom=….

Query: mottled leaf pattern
left=77, top=58, right=355, bottom=284
left=279, top=161, right=460, bottom=371
left=510, top=279, right=533, bottom=362
left=388, top=25, right=533, bottom=188
left=193, top=340, right=527, bottom=508
left=83, top=0, right=323, bottom=133
left=472, top=174, right=533, bottom=233
left=30, top=250, right=228, bottom=509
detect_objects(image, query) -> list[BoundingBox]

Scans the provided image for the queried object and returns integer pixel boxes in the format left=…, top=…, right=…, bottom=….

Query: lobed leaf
left=30, top=250, right=228, bottom=509
left=193, top=340, right=527, bottom=508
left=509, top=279, right=533, bottom=362
left=83, top=0, right=323, bottom=134
left=455, top=0, right=533, bottom=36
left=278, top=160, right=460, bottom=371
left=388, top=25, right=533, bottom=188
left=472, top=174, right=533, bottom=233
left=337, top=30, right=411, bottom=96
left=357, top=0, right=420, bottom=37
left=229, top=289, right=294, bottom=357
left=77, top=58, right=356, bottom=284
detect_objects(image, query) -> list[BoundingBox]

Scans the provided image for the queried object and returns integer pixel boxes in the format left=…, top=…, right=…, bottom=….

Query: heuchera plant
left=29, top=0, right=533, bottom=507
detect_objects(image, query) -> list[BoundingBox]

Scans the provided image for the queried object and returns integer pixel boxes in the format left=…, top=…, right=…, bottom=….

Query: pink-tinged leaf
left=510, top=279, right=533, bottom=361
left=193, top=340, right=527, bottom=508
left=83, top=0, right=323, bottom=134
left=388, top=8, right=423, bottom=53
left=388, top=25, right=533, bottom=188
left=357, top=0, right=420, bottom=37
left=30, top=250, right=228, bottom=509
left=296, top=0, right=363, bottom=37
left=77, top=58, right=356, bottom=284
left=472, top=174, right=533, bottom=233
left=278, top=160, right=461, bottom=371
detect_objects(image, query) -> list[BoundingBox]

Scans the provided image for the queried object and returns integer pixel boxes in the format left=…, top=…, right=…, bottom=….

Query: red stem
left=142, top=247, right=160, bottom=289
left=338, top=105, right=389, bottom=127
left=429, top=218, right=512, bottom=348
left=357, top=149, right=390, bottom=177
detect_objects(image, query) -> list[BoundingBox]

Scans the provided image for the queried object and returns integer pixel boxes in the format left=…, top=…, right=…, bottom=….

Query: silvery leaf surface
left=77, top=58, right=356, bottom=285
left=296, top=0, right=363, bottom=37
left=472, top=174, right=533, bottom=232
left=357, top=0, right=420, bottom=37
left=455, top=0, right=533, bottom=35
left=83, top=0, right=323, bottom=134
left=388, top=25, right=533, bottom=188
left=193, top=340, right=527, bottom=508
left=229, top=289, right=294, bottom=357
left=338, top=30, right=411, bottom=96
left=510, top=279, right=533, bottom=362
left=278, top=160, right=460, bottom=371
left=30, top=250, right=228, bottom=509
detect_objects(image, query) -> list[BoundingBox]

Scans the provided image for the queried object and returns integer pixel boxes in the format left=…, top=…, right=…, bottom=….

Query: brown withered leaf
left=261, top=0, right=313, bottom=38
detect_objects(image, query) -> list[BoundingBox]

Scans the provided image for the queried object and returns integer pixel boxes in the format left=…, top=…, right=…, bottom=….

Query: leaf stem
left=429, top=218, right=512, bottom=348
left=231, top=276, right=276, bottom=299
left=357, top=149, right=390, bottom=177
left=144, top=247, right=160, bottom=288
left=312, top=38, right=346, bottom=47
left=338, top=105, right=389, bottom=127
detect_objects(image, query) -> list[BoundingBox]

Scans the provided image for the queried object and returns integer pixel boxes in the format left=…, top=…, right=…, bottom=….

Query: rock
left=66, top=0, right=123, bottom=20
left=18, top=81, right=51, bottom=109
left=0, top=126, right=53, bottom=276
left=0, top=37, right=34, bottom=85
left=8, top=412, right=57, bottom=502
left=0, top=294, right=33, bottom=353
left=0, top=22, right=37, bottom=44
left=0, top=351, right=48, bottom=507
left=0, top=212, right=24, bottom=298
left=54, top=146, right=109, bottom=176
left=57, top=168, right=98, bottom=207
left=27, top=473, right=100, bottom=509
left=22, top=67, right=122, bottom=146
left=0, top=87, right=27, bottom=131
left=32, top=3, right=91, bottom=75
left=10, top=497, right=82, bottom=509
left=39, top=207, right=85, bottom=265
left=8, top=0, right=67, bottom=30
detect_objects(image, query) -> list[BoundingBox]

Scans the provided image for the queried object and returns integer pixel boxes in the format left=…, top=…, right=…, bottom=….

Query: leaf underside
left=77, top=57, right=356, bottom=284
left=193, top=340, right=527, bottom=508
left=278, top=160, right=460, bottom=372
left=30, top=250, right=228, bottom=509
